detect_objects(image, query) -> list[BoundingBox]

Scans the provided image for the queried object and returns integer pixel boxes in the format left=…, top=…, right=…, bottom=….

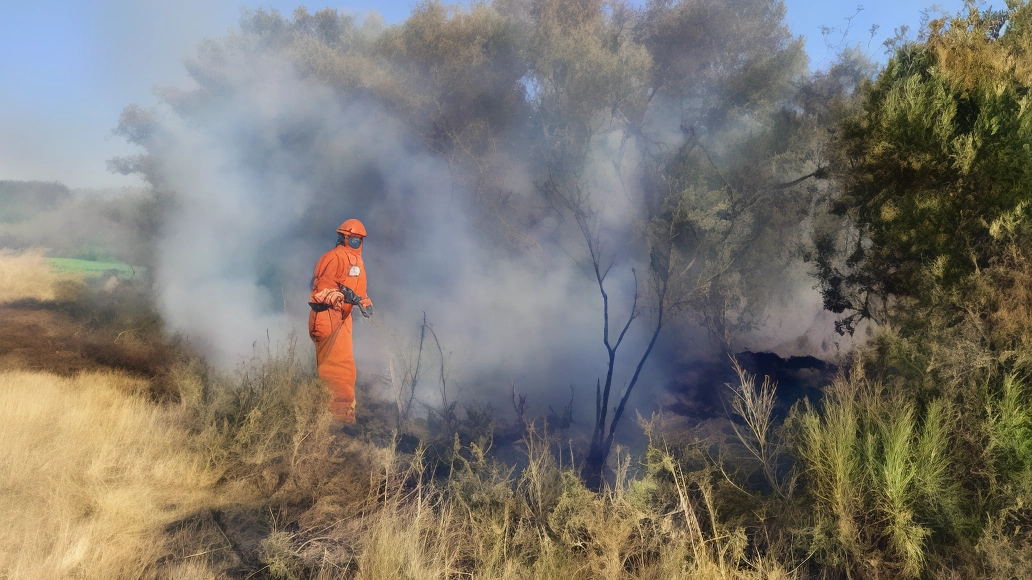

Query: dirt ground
left=0, top=303, right=100, bottom=375
left=0, top=294, right=182, bottom=405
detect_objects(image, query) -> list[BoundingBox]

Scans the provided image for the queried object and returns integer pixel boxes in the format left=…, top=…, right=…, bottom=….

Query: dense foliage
left=818, top=1, right=1032, bottom=334
left=803, top=2, right=1032, bottom=576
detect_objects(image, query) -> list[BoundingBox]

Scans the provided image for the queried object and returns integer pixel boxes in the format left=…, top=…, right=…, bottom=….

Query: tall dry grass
left=0, top=248, right=83, bottom=303
left=6, top=245, right=1021, bottom=577
left=254, top=419, right=800, bottom=580
left=0, top=370, right=220, bottom=579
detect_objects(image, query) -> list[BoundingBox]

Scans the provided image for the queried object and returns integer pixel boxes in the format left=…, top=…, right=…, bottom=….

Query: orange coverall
left=308, top=240, right=373, bottom=422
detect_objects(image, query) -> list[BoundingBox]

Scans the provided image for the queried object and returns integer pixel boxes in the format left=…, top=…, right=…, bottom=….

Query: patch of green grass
left=47, top=257, right=142, bottom=278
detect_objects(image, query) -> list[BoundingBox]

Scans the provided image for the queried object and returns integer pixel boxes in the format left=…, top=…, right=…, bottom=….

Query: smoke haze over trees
left=110, top=0, right=866, bottom=472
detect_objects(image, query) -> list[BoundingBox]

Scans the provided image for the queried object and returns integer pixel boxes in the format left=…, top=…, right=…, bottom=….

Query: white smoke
left=138, top=52, right=664, bottom=422
left=125, top=9, right=850, bottom=428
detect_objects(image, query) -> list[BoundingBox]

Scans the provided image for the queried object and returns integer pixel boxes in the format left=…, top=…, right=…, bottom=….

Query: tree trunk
left=581, top=437, right=611, bottom=491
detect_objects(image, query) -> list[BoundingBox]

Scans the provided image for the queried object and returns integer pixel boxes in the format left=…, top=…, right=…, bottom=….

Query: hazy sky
left=0, top=0, right=952, bottom=189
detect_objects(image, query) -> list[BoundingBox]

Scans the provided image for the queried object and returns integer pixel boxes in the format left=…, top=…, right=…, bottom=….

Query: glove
left=329, top=292, right=346, bottom=308
left=360, top=304, right=373, bottom=318
left=311, top=288, right=345, bottom=309
left=340, top=285, right=361, bottom=306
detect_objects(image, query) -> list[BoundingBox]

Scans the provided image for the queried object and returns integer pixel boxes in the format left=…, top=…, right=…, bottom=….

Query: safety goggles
left=347, top=236, right=363, bottom=249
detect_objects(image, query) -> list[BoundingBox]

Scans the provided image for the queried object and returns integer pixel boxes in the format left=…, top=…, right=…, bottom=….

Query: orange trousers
left=309, top=307, right=356, bottom=420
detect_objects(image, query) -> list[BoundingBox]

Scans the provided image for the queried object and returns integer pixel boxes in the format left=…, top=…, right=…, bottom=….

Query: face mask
left=348, top=236, right=363, bottom=249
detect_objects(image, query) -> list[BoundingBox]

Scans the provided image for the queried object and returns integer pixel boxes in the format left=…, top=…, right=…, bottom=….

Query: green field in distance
left=47, top=257, right=142, bottom=278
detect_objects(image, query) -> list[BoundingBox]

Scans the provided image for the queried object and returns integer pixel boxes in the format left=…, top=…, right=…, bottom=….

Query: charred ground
left=665, top=351, right=834, bottom=421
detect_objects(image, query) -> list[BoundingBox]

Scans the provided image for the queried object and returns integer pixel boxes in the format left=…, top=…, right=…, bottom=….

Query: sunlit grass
left=0, top=370, right=220, bottom=579
left=0, top=248, right=83, bottom=303
left=794, top=361, right=962, bottom=578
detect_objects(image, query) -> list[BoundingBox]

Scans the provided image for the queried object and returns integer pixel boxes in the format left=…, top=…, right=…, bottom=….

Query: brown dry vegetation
left=0, top=249, right=189, bottom=399
left=0, top=250, right=223, bottom=578
left=6, top=231, right=1032, bottom=579
left=0, top=306, right=94, bottom=374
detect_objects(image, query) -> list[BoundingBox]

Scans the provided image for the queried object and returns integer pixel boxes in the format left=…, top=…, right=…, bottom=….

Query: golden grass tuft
left=0, top=247, right=83, bottom=303
left=0, top=370, right=220, bottom=579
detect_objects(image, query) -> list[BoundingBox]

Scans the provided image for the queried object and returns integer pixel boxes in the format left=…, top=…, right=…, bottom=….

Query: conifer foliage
left=818, top=2, right=1032, bottom=333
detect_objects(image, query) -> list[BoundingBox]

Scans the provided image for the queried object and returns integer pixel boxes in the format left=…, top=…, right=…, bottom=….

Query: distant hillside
left=0, top=181, right=70, bottom=223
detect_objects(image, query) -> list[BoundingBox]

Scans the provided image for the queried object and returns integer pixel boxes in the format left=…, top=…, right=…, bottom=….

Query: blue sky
left=0, top=0, right=958, bottom=189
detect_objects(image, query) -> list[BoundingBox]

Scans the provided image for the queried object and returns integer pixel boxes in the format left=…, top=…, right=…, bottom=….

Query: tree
left=817, top=2, right=1032, bottom=334
left=376, top=2, right=535, bottom=243
left=521, top=0, right=812, bottom=487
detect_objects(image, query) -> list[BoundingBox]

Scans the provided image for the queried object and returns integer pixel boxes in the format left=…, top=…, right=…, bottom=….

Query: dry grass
left=0, top=248, right=83, bottom=303
left=252, top=421, right=801, bottom=580
left=0, top=370, right=220, bottom=579
left=0, top=246, right=1016, bottom=578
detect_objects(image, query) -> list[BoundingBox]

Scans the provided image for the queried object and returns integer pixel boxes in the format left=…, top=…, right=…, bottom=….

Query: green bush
left=792, top=362, right=965, bottom=577
left=987, top=375, right=1032, bottom=496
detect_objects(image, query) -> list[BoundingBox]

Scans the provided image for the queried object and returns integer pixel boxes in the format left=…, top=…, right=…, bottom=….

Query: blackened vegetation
left=667, top=351, right=834, bottom=421
left=0, top=274, right=190, bottom=402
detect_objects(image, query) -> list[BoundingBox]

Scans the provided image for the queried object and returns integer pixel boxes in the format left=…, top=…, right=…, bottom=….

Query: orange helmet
left=336, top=219, right=367, bottom=237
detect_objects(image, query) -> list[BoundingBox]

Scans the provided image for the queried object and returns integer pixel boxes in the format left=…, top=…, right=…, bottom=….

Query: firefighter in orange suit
left=308, top=219, right=374, bottom=424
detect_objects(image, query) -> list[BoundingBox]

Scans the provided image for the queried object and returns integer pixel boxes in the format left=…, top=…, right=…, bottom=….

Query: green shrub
left=793, top=362, right=964, bottom=577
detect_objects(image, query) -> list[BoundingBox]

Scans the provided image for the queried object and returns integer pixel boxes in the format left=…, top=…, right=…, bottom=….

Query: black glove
left=360, top=304, right=373, bottom=318
left=340, top=285, right=361, bottom=306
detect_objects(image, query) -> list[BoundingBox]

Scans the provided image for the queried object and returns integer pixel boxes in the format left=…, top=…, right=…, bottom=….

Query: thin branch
left=772, top=168, right=826, bottom=190
left=424, top=320, right=448, bottom=409
left=405, top=312, right=429, bottom=419
left=606, top=277, right=668, bottom=447
left=512, top=380, right=528, bottom=429
left=612, top=269, right=640, bottom=353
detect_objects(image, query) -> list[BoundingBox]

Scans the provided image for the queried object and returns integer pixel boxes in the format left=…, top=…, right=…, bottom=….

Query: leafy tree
left=818, top=2, right=1032, bottom=334
left=377, top=2, right=535, bottom=240
left=520, top=0, right=820, bottom=486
